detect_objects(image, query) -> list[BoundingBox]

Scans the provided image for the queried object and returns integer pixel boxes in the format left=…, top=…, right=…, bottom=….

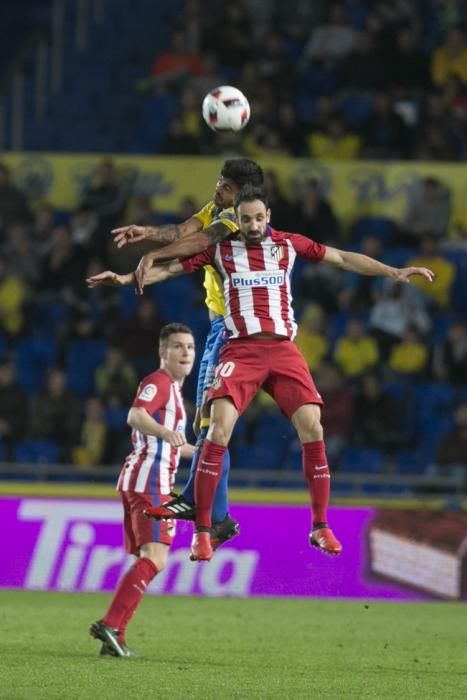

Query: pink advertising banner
left=1, top=496, right=466, bottom=600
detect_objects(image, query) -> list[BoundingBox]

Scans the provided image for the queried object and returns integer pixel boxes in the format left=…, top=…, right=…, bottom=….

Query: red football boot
left=190, top=530, right=213, bottom=561
left=309, top=525, right=343, bottom=555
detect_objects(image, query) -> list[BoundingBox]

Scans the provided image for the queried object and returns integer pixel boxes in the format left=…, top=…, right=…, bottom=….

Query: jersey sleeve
left=211, top=207, right=238, bottom=234
left=132, top=373, right=170, bottom=414
left=192, top=201, right=214, bottom=228
left=180, top=246, right=216, bottom=272
left=286, top=233, right=326, bottom=262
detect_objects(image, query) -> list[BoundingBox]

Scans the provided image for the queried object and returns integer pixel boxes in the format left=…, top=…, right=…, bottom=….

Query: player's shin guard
left=194, top=439, right=226, bottom=529
left=181, top=427, right=208, bottom=504
left=302, top=440, right=330, bottom=527
left=103, top=557, right=158, bottom=632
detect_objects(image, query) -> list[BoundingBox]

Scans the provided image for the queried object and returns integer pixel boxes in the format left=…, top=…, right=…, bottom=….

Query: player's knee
left=300, top=418, right=323, bottom=443
left=207, top=421, right=231, bottom=446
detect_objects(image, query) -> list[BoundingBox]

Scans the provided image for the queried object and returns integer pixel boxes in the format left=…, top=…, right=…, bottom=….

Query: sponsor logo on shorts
left=138, top=383, right=157, bottom=401
left=231, top=270, right=285, bottom=288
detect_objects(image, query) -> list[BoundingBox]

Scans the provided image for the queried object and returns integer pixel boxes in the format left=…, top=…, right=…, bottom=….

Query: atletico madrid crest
left=270, top=244, right=284, bottom=261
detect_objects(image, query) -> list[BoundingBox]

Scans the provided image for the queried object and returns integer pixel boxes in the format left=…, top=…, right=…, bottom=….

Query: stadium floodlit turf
left=2, top=590, right=466, bottom=699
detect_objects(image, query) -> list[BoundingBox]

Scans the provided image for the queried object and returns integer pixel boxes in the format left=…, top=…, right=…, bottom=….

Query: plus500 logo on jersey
left=231, top=270, right=285, bottom=287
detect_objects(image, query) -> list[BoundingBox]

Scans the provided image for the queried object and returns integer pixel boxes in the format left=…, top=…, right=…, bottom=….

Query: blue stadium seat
left=15, top=336, right=58, bottom=394
left=339, top=93, right=374, bottom=126
left=352, top=217, right=395, bottom=244
left=341, top=448, right=385, bottom=474
left=14, top=440, right=58, bottom=464
left=65, top=339, right=108, bottom=395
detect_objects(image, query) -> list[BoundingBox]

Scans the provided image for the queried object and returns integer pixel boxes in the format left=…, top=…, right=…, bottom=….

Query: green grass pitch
left=1, top=590, right=466, bottom=699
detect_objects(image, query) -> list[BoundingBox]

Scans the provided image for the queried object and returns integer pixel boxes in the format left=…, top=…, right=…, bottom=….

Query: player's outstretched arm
left=140, top=259, right=185, bottom=289
left=86, top=270, right=135, bottom=288
left=111, top=216, right=203, bottom=249
left=134, top=221, right=230, bottom=292
left=323, top=246, right=435, bottom=283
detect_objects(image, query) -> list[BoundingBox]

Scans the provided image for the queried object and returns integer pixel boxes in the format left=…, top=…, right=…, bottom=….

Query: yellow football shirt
left=193, top=201, right=238, bottom=316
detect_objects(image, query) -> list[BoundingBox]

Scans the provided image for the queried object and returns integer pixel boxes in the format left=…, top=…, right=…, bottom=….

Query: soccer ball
left=202, top=85, right=250, bottom=132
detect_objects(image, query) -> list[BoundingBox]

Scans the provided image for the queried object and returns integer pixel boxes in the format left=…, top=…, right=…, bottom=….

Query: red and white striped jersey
left=181, top=227, right=326, bottom=340
left=117, top=368, right=187, bottom=495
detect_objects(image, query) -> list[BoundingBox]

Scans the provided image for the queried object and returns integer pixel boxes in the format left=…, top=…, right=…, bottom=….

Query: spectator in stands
left=69, top=206, right=100, bottom=260
left=80, top=159, right=129, bottom=235
left=432, top=26, right=467, bottom=87
left=337, top=29, right=383, bottom=91
left=0, top=258, right=27, bottom=339
left=339, top=235, right=384, bottom=313
left=399, top=176, right=452, bottom=243
left=334, top=318, right=379, bottom=379
left=207, top=5, right=254, bottom=68
left=95, top=346, right=137, bottom=407
left=261, top=170, right=295, bottom=231
left=0, top=163, right=31, bottom=233
left=406, top=237, right=456, bottom=309
left=149, top=28, right=206, bottom=90
left=308, top=114, right=361, bottom=161
left=295, top=303, right=329, bottom=372
left=388, top=325, right=429, bottom=376
left=0, top=359, right=28, bottom=460
left=4, top=223, right=40, bottom=287
left=40, top=225, right=86, bottom=300
left=382, top=26, right=431, bottom=92
left=368, top=280, right=431, bottom=359
left=360, top=92, right=410, bottom=159
left=72, top=397, right=108, bottom=469
left=293, top=179, right=340, bottom=244
left=30, top=368, right=81, bottom=461
left=353, top=372, right=404, bottom=452
left=301, top=3, right=356, bottom=65
left=31, top=202, right=56, bottom=259
left=413, top=90, right=457, bottom=161
left=435, top=403, right=467, bottom=483
left=315, top=361, right=354, bottom=466
left=433, top=320, right=467, bottom=385
left=274, top=103, right=308, bottom=157
left=159, top=116, right=201, bottom=155
left=110, top=297, right=166, bottom=375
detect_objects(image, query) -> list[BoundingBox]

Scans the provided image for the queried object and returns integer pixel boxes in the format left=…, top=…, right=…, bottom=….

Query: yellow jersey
left=193, top=200, right=238, bottom=316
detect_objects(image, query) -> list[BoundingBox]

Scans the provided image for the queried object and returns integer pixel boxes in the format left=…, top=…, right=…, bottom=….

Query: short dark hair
left=221, top=159, right=264, bottom=188
left=233, top=185, right=268, bottom=211
left=159, top=322, right=194, bottom=347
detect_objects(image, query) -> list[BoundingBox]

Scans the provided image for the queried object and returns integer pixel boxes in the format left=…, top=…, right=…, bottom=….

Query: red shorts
left=119, top=491, right=176, bottom=555
left=208, top=337, right=323, bottom=418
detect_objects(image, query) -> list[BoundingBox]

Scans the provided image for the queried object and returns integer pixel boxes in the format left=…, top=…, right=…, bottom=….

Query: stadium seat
left=14, top=440, right=59, bottom=464
left=65, top=339, right=108, bottom=395
left=352, top=217, right=395, bottom=244
left=15, top=336, right=58, bottom=394
left=341, top=447, right=385, bottom=474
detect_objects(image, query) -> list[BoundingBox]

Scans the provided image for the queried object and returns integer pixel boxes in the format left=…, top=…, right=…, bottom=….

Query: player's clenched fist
left=111, top=225, right=150, bottom=248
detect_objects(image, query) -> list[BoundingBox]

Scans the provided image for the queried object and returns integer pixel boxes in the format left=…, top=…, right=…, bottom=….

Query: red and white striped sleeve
left=180, top=246, right=216, bottom=273
left=283, top=233, right=326, bottom=262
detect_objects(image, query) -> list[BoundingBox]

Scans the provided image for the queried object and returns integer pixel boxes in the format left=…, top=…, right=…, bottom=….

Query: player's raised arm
left=134, top=221, right=231, bottom=292
left=111, top=216, right=203, bottom=249
left=86, top=270, right=135, bottom=288
left=322, top=246, right=435, bottom=283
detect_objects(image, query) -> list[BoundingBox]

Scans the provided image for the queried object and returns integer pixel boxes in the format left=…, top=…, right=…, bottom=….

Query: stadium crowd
left=0, top=154, right=467, bottom=488
left=141, top=0, right=467, bottom=163
left=1, top=0, right=467, bottom=490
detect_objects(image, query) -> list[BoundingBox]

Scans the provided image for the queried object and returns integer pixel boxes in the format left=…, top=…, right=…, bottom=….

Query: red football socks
left=302, top=440, right=331, bottom=526
left=194, top=439, right=226, bottom=528
left=103, top=556, right=158, bottom=632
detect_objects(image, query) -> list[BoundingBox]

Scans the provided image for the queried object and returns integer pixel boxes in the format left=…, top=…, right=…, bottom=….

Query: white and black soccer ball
left=202, top=85, right=250, bottom=132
